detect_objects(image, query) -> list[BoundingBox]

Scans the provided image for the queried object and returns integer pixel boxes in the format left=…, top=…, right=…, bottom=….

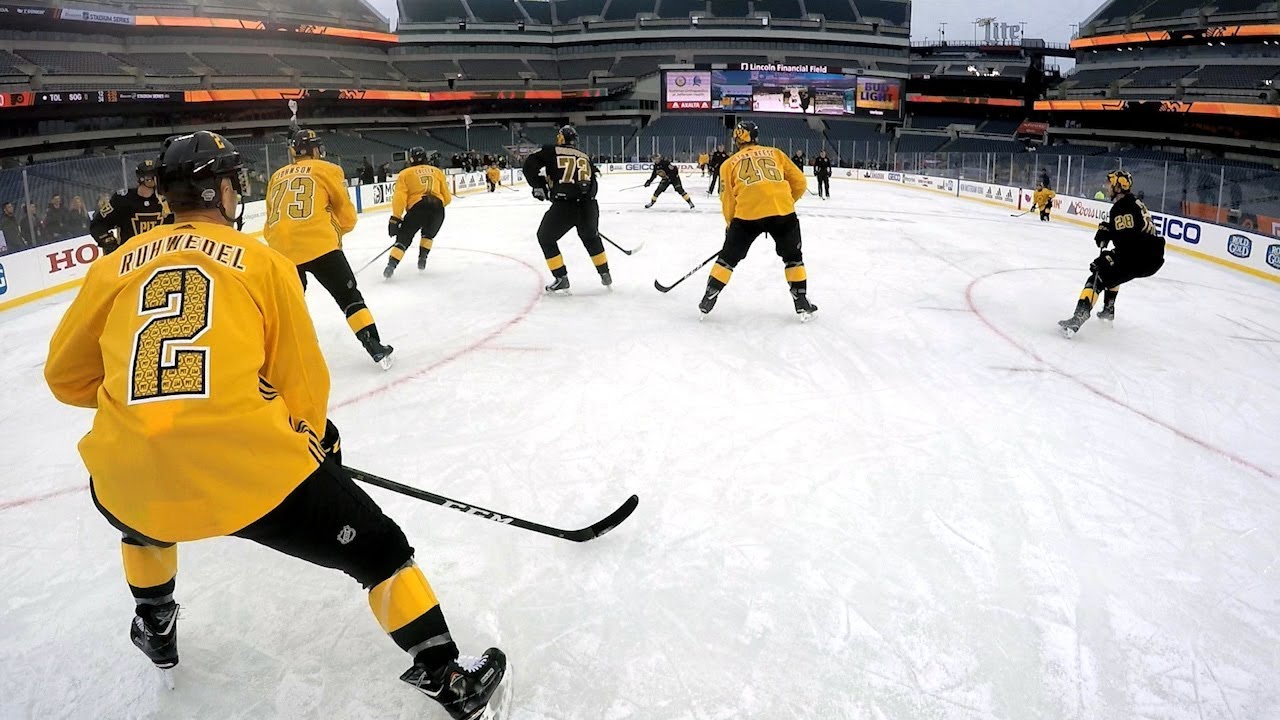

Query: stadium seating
left=557, top=57, right=616, bottom=78
left=194, top=52, right=287, bottom=76
left=468, top=0, right=526, bottom=22
left=611, top=56, right=664, bottom=76
left=15, top=50, right=124, bottom=75
left=855, top=0, right=909, bottom=26
left=525, top=59, right=560, bottom=79
left=401, top=0, right=470, bottom=22
left=637, top=114, right=724, bottom=141
left=554, top=0, right=603, bottom=22
left=116, top=53, right=197, bottom=75
left=656, top=0, right=707, bottom=19
left=1124, top=65, right=1195, bottom=87
left=458, top=59, right=525, bottom=79
left=824, top=119, right=890, bottom=142
left=334, top=56, right=402, bottom=80
left=979, top=119, right=1023, bottom=135
left=604, top=0, right=656, bottom=20
left=895, top=134, right=949, bottom=153
left=1067, top=66, right=1134, bottom=89
left=911, top=115, right=978, bottom=130
left=941, top=137, right=1024, bottom=153
left=278, top=55, right=351, bottom=77
left=521, top=0, right=555, bottom=24
left=708, top=0, right=749, bottom=17
left=746, top=115, right=823, bottom=143
left=807, top=0, right=858, bottom=22
left=764, top=1, right=806, bottom=19
left=394, top=58, right=461, bottom=80
left=1190, top=64, right=1279, bottom=89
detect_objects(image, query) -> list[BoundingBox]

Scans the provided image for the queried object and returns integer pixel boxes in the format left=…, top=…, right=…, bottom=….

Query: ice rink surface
left=2, top=174, right=1278, bottom=720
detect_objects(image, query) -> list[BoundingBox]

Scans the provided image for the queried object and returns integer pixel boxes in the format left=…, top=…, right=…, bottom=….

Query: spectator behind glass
left=22, top=202, right=46, bottom=247
left=44, top=194, right=72, bottom=241
left=1, top=201, right=26, bottom=254
left=67, top=196, right=91, bottom=236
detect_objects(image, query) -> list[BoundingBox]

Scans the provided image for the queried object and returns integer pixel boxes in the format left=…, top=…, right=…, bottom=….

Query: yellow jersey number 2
left=129, top=266, right=213, bottom=404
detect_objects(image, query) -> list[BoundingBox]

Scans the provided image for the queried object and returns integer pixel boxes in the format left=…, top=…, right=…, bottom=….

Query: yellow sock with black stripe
left=1079, top=286, right=1098, bottom=308
left=546, top=253, right=566, bottom=277
left=591, top=250, right=609, bottom=275
left=121, top=538, right=177, bottom=606
left=368, top=563, right=457, bottom=667
left=419, top=237, right=433, bottom=254
left=389, top=246, right=405, bottom=263
left=710, top=261, right=733, bottom=287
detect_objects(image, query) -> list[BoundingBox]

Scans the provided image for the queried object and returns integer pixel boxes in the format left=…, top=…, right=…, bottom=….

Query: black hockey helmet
left=291, top=128, right=326, bottom=160
left=136, top=158, right=159, bottom=183
left=733, top=120, right=759, bottom=146
left=556, top=125, right=577, bottom=146
left=408, top=146, right=429, bottom=166
left=157, top=131, right=249, bottom=226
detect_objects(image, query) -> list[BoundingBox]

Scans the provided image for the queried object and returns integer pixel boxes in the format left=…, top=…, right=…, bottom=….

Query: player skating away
left=386, top=146, right=451, bottom=278
left=813, top=150, right=833, bottom=198
left=265, top=129, right=393, bottom=369
left=1058, top=170, right=1165, bottom=337
left=643, top=155, right=695, bottom=209
left=44, top=131, right=508, bottom=719
left=486, top=163, right=502, bottom=192
left=90, top=159, right=174, bottom=255
left=699, top=120, right=815, bottom=321
left=522, top=125, right=611, bottom=294
left=1032, top=183, right=1056, bottom=222
left=707, top=145, right=729, bottom=195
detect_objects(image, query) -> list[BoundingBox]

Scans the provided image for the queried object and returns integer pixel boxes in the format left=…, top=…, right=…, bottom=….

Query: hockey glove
left=94, top=233, right=119, bottom=255
left=644, top=181, right=652, bottom=188
left=388, top=217, right=402, bottom=238
left=532, top=187, right=547, bottom=202
left=1094, top=223, right=1110, bottom=248
left=321, top=419, right=342, bottom=466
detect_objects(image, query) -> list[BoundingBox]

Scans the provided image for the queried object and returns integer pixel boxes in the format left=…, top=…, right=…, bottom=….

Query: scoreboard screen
left=662, top=63, right=902, bottom=119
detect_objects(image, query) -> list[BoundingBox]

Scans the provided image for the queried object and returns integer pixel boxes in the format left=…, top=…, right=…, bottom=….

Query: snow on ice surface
left=2, top=174, right=1279, bottom=720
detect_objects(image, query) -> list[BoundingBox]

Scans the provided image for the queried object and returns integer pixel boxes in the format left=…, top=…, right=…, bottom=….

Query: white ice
left=2, top=174, right=1278, bottom=720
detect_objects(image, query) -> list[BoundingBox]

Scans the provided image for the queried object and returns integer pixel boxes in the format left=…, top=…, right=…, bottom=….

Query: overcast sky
left=366, top=1, right=1088, bottom=43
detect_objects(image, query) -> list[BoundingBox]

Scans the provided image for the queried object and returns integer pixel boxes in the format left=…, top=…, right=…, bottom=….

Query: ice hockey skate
left=400, top=648, right=511, bottom=720
left=545, top=276, right=571, bottom=295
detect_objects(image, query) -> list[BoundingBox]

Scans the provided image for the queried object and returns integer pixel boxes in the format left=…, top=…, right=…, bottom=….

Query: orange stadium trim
left=1071, top=23, right=1280, bottom=49
left=133, top=15, right=398, bottom=42
left=907, top=94, right=1023, bottom=107
left=1034, top=99, right=1280, bottom=118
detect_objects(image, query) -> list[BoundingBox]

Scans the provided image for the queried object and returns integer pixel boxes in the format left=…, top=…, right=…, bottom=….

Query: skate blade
left=378, top=354, right=395, bottom=371
left=160, top=667, right=176, bottom=690
left=1059, top=326, right=1078, bottom=339
left=545, top=288, right=572, bottom=296
left=478, top=665, right=514, bottom=720
left=799, top=311, right=816, bottom=323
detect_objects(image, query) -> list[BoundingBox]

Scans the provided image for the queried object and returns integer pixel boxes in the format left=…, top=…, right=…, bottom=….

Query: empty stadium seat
left=558, top=57, right=615, bottom=78
left=526, top=59, right=560, bottom=79
left=854, top=0, right=909, bottom=25
left=116, top=53, right=197, bottom=75
left=194, top=52, right=287, bottom=76
left=763, top=1, right=805, bottom=18
left=895, top=133, right=949, bottom=153
left=656, top=0, right=706, bottom=19
left=278, top=55, right=351, bottom=77
left=520, top=0, right=555, bottom=23
left=1124, top=64, right=1195, bottom=87
left=708, top=0, right=749, bottom=17
left=1191, top=64, right=1279, bottom=88
left=554, top=0, right=603, bottom=22
left=1067, top=66, right=1134, bottom=88
left=458, top=59, right=524, bottom=79
left=612, top=56, right=664, bottom=76
left=394, top=58, right=461, bottom=80
left=335, top=56, right=401, bottom=80
left=16, top=50, right=124, bottom=75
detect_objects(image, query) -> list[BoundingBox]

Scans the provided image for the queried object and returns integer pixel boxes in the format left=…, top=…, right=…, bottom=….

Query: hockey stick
left=356, top=244, right=395, bottom=274
left=600, top=232, right=644, bottom=256
left=344, top=465, right=639, bottom=543
left=617, top=184, right=647, bottom=192
left=654, top=251, right=719, bottom=293
left=807, top=189, right=828, bottom=201
left=1011, top=209, right=1033, bottom=217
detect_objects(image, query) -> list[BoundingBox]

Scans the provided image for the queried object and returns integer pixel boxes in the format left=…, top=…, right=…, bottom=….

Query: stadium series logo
left=1227, top=234, right=1252, bottom=258
left=1267, top=244, right=1280, bottom=270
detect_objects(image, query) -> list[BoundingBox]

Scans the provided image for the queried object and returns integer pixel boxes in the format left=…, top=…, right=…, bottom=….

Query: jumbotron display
left=663, top=63, right=902, bottom=118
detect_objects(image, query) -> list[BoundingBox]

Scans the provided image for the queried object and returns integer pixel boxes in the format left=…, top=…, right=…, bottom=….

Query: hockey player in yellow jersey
left=44, top=131, right=508, bottom=719
left=265, top=129, right=393, bottom=368
left=486, top=164, right=502, bottom=192
left=386, top=146, right=451, bottom=278
left=1032, top=183, right=1056, bottom=222
left=699, top=120, right=816, bottom=321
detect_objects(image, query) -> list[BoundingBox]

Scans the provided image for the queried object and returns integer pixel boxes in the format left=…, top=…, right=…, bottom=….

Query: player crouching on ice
left=45, top=131, right=509, bottom=720
left=1058, top=169, right=1165, bottom=338
left=1032, top=182, right=1055, bottom=222
left=643, top=154, right=695, bottom=209
left=699, top=120, right=816, bottom=321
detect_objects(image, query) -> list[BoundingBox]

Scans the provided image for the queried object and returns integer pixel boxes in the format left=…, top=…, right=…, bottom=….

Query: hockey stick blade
left=601, top=233, right=643, bottom=256
left=654, top=250, right=719, bottom=293
left=344, top=465, right=638, bottom=542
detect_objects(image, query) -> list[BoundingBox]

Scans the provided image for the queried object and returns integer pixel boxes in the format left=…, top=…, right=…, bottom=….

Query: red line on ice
left=1, top=249, right=545, bottom=513
left=332, top=248, right=545, bottom=410
left=965, top=268, right=1276, bottom=481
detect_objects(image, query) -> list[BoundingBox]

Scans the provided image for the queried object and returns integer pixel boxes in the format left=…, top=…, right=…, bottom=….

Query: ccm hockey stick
left=654, top=250, right=719, bottom=293
left=600, top=232, right=644, bottom=256
left=345, top=466, right=639, bottom=543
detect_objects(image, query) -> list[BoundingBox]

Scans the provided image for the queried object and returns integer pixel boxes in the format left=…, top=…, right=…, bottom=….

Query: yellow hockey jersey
left=1033, top=187, right=1056, bottom=210
left=264, top=158, right=357, bottom=265
left=486, top=166, right=502, bottom=184
left=697, top=152, right=710, bottom=166
left=393, top=164, right=452, bottom=220
left=46, top=221, right=332, bottom=543
left=719, top=145, right=808, bottom=225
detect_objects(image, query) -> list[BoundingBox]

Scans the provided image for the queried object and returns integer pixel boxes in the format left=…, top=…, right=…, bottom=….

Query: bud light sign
left=1226, top=234, right=1252, bottom=259
left=1152, top=215, right=1201, bottom=245
left=1268, top=244, right=1280, bottom=270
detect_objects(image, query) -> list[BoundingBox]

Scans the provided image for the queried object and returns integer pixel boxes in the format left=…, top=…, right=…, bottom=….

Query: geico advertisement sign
left=1151, top=214, right=1201, bottom=245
